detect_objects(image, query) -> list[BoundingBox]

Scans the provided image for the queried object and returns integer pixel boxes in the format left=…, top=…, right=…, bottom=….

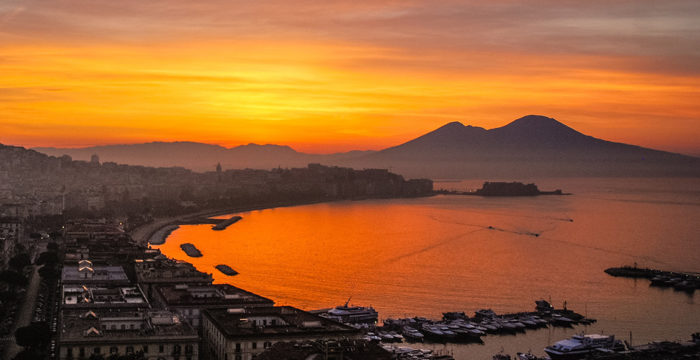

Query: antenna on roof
left=344, top=296, right=352, bottom=307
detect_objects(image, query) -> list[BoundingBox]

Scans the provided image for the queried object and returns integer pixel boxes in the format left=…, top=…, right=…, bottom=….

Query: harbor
left=311, top=299, right=700, bottom=359
left=315, top=300, right=596, bottom=345
left=149, top=179, right=700, bottom=359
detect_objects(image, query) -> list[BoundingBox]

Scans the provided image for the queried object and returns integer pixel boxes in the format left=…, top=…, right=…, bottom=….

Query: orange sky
left=1, top=1, right=699, bottom=155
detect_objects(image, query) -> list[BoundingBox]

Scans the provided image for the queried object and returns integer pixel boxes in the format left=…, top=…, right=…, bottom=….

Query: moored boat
left=544, top=334, right=623, bottom=360
left=321, top=298, right=378, bottom=324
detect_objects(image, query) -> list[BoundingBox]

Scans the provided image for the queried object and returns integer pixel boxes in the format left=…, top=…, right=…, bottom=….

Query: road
left=1, top=265, right=40, bottom=360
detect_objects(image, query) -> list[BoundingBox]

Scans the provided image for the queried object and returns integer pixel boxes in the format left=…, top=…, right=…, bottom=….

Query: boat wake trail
left=427, top=214, right=556, bottom=238
left=535, top=235, right=670, bottom=266
left=486, top=226, right=542, bottom=237
left=384, top=228, right=487, bottom=264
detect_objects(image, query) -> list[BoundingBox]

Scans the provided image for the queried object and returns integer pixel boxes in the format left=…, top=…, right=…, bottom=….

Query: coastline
left=131, top=196, right=422, bottom=246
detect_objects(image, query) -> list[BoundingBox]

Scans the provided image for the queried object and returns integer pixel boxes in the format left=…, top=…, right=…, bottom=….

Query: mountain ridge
left=31, top=115, right=699, bottom=177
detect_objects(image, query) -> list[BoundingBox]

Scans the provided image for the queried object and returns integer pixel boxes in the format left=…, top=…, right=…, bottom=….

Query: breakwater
left=605, top=266, right=700, bottom=292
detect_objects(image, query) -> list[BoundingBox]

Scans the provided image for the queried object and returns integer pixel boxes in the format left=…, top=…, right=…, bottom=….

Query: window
left=79, top=347, right=85, bottom=357
left=174, top=344, right=182, bottom=354
left=93, top=347, right=101, bottom=354
left=235, top=356, right=242, bottom=360
left=159, top=345, right=165, bottom=353
left=121, top=324, right=126, bottom=330
left=67, top=348, right=73, bottom=357
left=235, top=343, right=241, bottom=353
left=252, top=342, right=257, bottom=350
left=130, top=324, right=135, bottom=329
left=143, top=345, right=149, bottom=353
left=271, top=319, right=277, bottom=325
left=110, top=346, right=118, bottom=354
left=263, top=319, right=267, bottom=326
left=185, top=345, right=193, bottom=354
left=264, top=342, right=272, bottom=349
left=126, top=346, right=134, bottom=354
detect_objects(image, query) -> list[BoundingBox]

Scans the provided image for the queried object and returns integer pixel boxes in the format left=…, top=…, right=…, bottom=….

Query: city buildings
left=202, top=306, right=361, bottom=360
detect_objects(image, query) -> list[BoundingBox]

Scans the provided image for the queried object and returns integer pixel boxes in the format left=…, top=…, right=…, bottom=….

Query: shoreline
left=132, top=196, right=432, bottom=246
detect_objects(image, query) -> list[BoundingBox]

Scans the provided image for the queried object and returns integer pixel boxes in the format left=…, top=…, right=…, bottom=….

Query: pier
left=605, top=266, right=699, bottom=292
left=212, top=215, right=242, bottom=231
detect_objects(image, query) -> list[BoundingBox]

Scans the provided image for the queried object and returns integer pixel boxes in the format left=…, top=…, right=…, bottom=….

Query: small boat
left=420, top=324, right=446, bottom=342
left=516, top=352, right=538, bottom=360
left=520, top=318, right=538, bottom=328
left=551, top=314, right=574, bottom=327
left=650, top=275, right=670, bottom=286
left=215, top=264, right=238, bottom=276
left=500, top=322, right=518, bottom=333
left=402, top=326, right=425, bottom=342
left=673, top=280, right=696, bottom=292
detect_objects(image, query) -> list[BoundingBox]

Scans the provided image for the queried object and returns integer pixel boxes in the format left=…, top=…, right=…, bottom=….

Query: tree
left=0, top=270, right=27, bottom=286
left=38, top=265, right=59, bottom=279
left=46, top=242, right=59, bottom=251
left=14, top=323, right=50, bottom=349
left=35, top=251, right=58, bottom=265
left=13, top=349, right=43, bottom=360
left=9, top=253, right=31, bottom=270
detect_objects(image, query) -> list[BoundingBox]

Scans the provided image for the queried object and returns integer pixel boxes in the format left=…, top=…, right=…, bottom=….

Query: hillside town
left=0, top=143, right=437, bottom=359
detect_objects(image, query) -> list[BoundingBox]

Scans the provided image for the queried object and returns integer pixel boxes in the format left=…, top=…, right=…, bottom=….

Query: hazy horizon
left=17, top=117, right=700, bottom=159
left=2, top=1, right=700, bottom=155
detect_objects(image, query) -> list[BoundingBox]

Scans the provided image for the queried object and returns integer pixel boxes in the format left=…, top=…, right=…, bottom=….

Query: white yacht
left=322, top=298, right=378, bottom=324
left=544, top=334, right=623, bottom=359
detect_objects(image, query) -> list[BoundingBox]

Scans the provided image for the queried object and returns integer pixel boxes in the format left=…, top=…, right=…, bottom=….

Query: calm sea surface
left=154, top=177, right=700, bottom=359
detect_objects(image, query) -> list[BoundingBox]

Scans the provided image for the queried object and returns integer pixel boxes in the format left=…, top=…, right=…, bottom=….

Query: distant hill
left=346, top=115, right=700, bottom=178
left=33, top=115, right=700, bottom=177
left=34, top=142, right=375, bottom=172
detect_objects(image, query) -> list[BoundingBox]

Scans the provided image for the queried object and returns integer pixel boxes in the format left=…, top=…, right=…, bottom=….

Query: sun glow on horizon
left=1, top=1, right=699, bottom=155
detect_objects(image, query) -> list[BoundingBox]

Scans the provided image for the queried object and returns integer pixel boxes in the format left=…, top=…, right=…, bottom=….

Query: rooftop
left=135, top=258, right=212, bottom=282
left=156, top=283, right=273, bottom=307
left=61, top=263, right=129, bottom=284
left=204, top=306, right=359, bottom=339
left=62, top=285, right=149, bottom=308
left=59, top=309, right=198, bottom=343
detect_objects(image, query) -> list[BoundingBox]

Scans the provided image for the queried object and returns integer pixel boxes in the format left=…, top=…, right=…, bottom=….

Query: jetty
left=212, top=215, right=242, bottom=231
left=605, top=266, right=699, bottom=292
left=180, top=243, right=203, bottom=257
left=215, top=264, right=238, bottom=276
left=148, top=224, right=180, bottom=245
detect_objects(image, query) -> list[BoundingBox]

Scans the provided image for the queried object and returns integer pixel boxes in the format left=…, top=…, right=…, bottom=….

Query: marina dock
left=605, top=266, right=700, bottom=292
